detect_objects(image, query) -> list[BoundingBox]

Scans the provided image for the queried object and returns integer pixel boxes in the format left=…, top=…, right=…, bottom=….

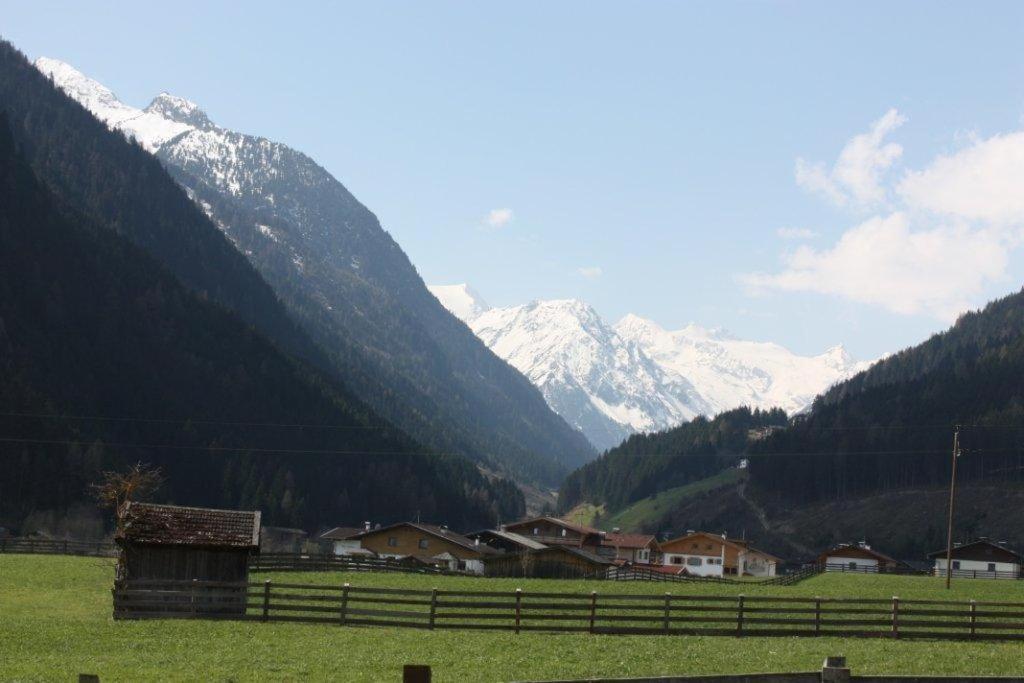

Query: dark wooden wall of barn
left=123, top=544, right=250, bottom=582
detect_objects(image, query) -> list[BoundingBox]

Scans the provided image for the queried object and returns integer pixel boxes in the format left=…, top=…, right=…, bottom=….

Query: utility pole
left=944, top=425, right=961, bottom=590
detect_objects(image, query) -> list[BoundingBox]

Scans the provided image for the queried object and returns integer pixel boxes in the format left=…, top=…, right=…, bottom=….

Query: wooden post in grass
left=514, top=588, right=522, bottom=634
left=262, top=580, right=271, bottom=622
left=403, top=664, right=431, bottom=683
left=340, top=583, right=350, bottom=625
left=969, top=600, right=977, bottom=638
left=891, top=596, right=900, bottom=639
left=736, top=595, right=745, bottom=637
left=814, top=597, right=822, bottom=636
left=821, top=656, right=850, bottom=683
left=663, top=593, right=671, bottom=633
left=429, top=588, right=438, bottom=630
left=589, top=591, right=597, bottom=634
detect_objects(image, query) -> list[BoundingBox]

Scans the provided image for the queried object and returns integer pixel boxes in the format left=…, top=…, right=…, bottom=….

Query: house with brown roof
left=115, top=502, right=261, bottom=587
left=659, top=531, right=779, bottom=577
left=465, top=528, right=549, bottom=554
left=501, top=516, right=605, bottom=549
left=928, top=539, right=1023, bottom=579
left=817, top=542, right=907, bottom=573
left=604, top=531, right=660, bottom=565
left=353, top=522, right=497, bottom=574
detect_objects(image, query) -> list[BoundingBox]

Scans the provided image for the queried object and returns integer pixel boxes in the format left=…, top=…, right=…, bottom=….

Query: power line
left=0, top=411, right=384, bottom=430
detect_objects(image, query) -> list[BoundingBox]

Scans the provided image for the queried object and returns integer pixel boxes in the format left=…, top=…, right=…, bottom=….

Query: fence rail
left=250, top=553, right=470, bottom=575
left=822, top=563, right=1022, bottom=580
left=112, top=578, right=1024, bottom=641
left=0, top=537, right=116, bottom=557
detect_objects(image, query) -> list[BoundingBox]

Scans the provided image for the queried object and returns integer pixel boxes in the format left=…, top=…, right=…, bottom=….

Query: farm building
left=319, top=525, right=375, bottom=557
left=466, top=528, right=548, bottom=554
left=659, top=531, right=779, bottom=577
left=817, top=543, right=907, bottom=573
left=115, top=502, right=261, bottom=583
left=484, top=545, right=614, bottom=578
left=353, top=522, right=497, bottom=574
left=604, top=532, right=659, bottom=565
left=929, top=539, right=1023, bottom=579
left=501, top=516, right=605, bottom=549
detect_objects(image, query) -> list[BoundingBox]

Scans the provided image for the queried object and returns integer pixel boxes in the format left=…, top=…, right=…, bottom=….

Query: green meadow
left=3, top=554, right=1024, bottom=682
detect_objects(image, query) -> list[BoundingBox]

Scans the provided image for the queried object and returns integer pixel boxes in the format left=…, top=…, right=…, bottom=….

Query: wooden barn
left=484, top=545, right=613, bottom=579
left=116, top=502, right=261, bottom=583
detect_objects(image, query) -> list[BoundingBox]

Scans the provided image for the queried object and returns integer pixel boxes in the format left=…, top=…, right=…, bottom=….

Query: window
left=671, top=556, right=683, bottom=565
left=988, top=563, right=997, bottom=572
left=561, top=528, right=567, bottom=537
left=952, top=560, right=961, bottom=570
left=533, top=528, right=539, bottom=536
left=687, top=557, right=702, bottom=566
left=387, top=537, right=398, bottom=547
left=849, top=562, right=857, bottom=570
left=418, top=539, right=429, bottom=549
left=705, top=544, right=713, bottom=550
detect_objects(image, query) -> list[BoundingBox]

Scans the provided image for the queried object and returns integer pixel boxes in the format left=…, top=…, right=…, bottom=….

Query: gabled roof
left=117, top=502, right=260, bottom=549
left=927, top=539, right=1024, bottom=562
left=503, top=516, right=602, bottom=537
left=605, top=532, right=659, bottom=550
left=319, top=526, right=365, bottom=541
left=467, top=528, right=549, bottom=551
left=542, top=545, right=615, bottom=565
left=819, top=543, right=904, bottom=566
left=356, top=521, right=499, bottom=555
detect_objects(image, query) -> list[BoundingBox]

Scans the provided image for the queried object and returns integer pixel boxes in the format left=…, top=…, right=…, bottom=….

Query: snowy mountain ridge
left=430, top=284, right=874, bottom=450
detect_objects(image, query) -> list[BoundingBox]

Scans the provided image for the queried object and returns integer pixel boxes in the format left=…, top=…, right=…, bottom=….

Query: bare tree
left=90, top=462, right=163, bottom=532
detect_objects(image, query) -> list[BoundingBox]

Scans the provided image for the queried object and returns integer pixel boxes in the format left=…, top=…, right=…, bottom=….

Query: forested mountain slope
left=558, top=407, right=787, bottom=512
left=0, top=43, right=523, bottom=533
left=35, top=56, right=594, bottom=485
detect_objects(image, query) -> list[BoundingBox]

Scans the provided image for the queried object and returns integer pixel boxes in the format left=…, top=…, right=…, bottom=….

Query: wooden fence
left=112, top=578, right=1024, bottom=641
left=823, top=563, right=1023, bottom=581
left=250, top=553, right=469, bottom=575
left=0, top=537, right=116, bottom=557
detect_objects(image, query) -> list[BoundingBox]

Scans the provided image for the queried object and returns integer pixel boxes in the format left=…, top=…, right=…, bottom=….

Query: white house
left=319, top=524, right=374, bottom=557
left=658, top=531, right=779, bottom=577
left=929, top=539, right=1022, bottom=579
left=817, top=542, right=905, bottom=573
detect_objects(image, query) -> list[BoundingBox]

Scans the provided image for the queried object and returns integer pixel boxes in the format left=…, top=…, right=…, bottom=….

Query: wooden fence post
left=429, top=588, right=438, bottom=630
left=262, top=580, right=271, bottom=622
left=191, top=578, right=198, bottom=618
left=340, top=583, right=350, bottom=625
left=969, top=600, right=977, bottom=638
left=736, top=595, right=745, bottom=637
left=514, top=588, right=522, bottom=634
left=663, top=592, right=671, bottom=633
left=588, top=591, right=597, bottom=634
left=891, top=596, right=900, bottom=639
left=814, top=597, right=821, bottom=636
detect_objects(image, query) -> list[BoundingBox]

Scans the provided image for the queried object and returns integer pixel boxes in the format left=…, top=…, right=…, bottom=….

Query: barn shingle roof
left=117, top=502, right=261, bottom=549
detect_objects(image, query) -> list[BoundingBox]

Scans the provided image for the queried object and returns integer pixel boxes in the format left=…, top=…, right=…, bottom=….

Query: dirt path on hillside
left=736, top=480, right=816, bottom=557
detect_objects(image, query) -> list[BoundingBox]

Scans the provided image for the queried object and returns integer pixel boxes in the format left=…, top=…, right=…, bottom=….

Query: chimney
left=364, top=521, right=371, bottom=532
left=474, top=538, right=480, bottom=546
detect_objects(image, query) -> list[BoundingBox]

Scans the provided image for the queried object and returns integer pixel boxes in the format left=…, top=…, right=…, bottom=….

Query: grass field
left=4, top=555, right=1024, bottom=682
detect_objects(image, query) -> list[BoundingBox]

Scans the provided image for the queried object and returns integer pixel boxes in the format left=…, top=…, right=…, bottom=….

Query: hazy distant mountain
left=37, top=58, right=594, bottom=485
left=430, top=284, right=872, bottom=450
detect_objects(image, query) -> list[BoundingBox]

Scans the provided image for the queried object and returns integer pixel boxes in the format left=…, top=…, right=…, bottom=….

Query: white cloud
left=483, top=207, right=514, bottom=228
left=747, top=110, right=1024, bottom=321
left=776, top=227, right=817, bottom=240
left=796, top=108, right=907, bottom=208
left=898, top=131, right=1024, bottom=226
left=576, top=266, right=603, bottom=279
left=743, top=212, right=1008, bottom=321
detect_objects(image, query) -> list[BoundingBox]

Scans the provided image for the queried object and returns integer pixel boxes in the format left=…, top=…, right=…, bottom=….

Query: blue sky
left=6, top=2, right=1024, bottom=359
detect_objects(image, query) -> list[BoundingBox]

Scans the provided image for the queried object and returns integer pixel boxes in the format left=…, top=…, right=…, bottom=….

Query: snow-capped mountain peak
left=35, top=57, right=193, bottom=152
left=432, top=285, right=876, bottom=450
left=145, top=93, right=214, bottom=130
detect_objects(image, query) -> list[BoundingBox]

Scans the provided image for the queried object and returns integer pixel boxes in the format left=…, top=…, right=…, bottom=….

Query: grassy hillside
left=605, top=468, right=745, bottom=532
left=4, top=555, right=1024, bottom=681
